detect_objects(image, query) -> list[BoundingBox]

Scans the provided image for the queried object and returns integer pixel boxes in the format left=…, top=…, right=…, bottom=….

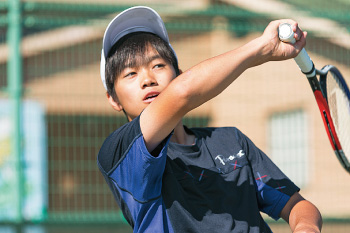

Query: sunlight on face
left=112, top=46, right=177, bottom=120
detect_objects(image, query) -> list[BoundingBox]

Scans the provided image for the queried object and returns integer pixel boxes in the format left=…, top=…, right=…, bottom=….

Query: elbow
left=171, top=79, right=200, bottom=112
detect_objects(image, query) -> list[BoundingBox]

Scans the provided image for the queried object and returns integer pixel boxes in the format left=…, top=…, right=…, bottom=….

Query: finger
left=294, top=31, right=308, bottom=51
left=285, top=21, right=302, bottom=41
left=291, top=22, right=298, bottom=33
left=294, top=25, right=304, bottom=41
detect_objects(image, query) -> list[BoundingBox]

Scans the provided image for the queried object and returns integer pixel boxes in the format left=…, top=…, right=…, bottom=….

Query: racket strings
left=327, top=71, right=350, bottom=162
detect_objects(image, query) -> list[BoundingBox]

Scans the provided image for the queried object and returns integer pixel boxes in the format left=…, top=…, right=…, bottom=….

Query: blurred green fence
left=0, top=0, right=350, bottom=232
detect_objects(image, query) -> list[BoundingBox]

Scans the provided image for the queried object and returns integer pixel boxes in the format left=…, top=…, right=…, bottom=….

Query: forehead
left=124, top=46, right=163, bottom=68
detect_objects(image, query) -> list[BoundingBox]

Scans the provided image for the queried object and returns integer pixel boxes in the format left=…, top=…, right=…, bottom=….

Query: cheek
left=114, top=82, right=128, bottom=102
left=115, top=81, right=139, bottom=105
left=160, top=71, right=176, bottom=85
left=159, top=78, right=172, bottom=87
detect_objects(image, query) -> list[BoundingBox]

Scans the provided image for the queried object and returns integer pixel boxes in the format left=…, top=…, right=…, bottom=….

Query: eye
left=154, top=63, right=165, bottom=69
left=124, top=72, right=137, bottom=78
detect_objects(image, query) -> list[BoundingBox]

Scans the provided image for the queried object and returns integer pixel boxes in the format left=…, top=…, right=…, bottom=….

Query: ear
left=106, top=92, right=123, bottom=112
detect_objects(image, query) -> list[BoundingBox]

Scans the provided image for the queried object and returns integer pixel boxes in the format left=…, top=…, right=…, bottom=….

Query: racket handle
left=278, top=23, right=316, bottom=77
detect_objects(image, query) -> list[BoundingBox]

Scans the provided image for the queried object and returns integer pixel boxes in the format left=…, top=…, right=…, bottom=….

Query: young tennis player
left=97, top=6, right=322, bottom=233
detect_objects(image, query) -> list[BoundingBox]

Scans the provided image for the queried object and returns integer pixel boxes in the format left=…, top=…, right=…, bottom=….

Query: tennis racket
left=278, top=23, right=350, bottom=174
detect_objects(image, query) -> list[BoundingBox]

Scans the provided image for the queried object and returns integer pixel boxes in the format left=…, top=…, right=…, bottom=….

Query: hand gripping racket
left=278, top=23, right=350, bottom=174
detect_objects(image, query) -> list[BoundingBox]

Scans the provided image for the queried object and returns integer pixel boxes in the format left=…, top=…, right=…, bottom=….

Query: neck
left=170, top=121, right=195, bottom=145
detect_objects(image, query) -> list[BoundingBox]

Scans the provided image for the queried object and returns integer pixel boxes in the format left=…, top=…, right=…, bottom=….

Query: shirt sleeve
left=97, top=115, right=172, bottom=202
left=97, top=116, right=173, bottom=228
left=234, top=128, right=300, bottom=220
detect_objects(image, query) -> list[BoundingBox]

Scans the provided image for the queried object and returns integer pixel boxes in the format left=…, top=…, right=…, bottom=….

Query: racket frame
left=317, top=66, right=350, bottom=172
left=305, top=68, right=343, bottom=162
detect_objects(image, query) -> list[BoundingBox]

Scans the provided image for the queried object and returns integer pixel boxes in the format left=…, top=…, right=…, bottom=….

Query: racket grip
left=278, top=23, right=315, bottom=77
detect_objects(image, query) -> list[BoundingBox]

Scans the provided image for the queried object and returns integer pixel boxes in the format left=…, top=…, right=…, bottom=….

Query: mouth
left=143, top=92, right=160, bottom=103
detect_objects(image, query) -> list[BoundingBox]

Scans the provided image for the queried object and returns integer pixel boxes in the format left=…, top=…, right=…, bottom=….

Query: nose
left=140, top=70, right=157, bottom=89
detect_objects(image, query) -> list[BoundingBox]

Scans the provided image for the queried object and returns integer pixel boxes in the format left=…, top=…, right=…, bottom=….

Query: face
left=107, top=47, right=177, bottom=121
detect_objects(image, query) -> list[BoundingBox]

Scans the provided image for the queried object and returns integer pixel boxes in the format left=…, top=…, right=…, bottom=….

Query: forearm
left=178, top=36, right=267, bottom=111
left=288, top=200, right=323, bottom=233
left=175, top=19, right=305, bottom=111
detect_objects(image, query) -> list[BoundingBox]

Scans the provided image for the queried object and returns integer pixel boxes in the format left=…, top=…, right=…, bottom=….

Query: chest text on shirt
left=215, top=150, right=245, bottom=165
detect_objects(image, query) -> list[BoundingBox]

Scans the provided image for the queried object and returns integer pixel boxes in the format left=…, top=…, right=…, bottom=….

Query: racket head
left=319, top=65, right=350, bottom=173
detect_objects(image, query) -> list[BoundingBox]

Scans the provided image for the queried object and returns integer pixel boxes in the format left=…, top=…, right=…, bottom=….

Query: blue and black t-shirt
left=97, top=116, right=299, bottom=233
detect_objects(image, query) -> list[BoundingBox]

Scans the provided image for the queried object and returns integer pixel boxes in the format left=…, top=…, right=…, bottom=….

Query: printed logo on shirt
left=215, top=150, right=245, bottom=165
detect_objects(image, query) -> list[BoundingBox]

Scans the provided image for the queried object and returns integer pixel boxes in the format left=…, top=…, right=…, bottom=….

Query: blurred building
left=0, top=0, right=349, bottom=232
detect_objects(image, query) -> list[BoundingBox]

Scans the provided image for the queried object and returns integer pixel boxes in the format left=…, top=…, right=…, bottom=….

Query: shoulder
left=191, top=126, right=242, bottom=141
left=190, top=126, right=246, bottom=153
left=97, top=116, right=142, bottom=174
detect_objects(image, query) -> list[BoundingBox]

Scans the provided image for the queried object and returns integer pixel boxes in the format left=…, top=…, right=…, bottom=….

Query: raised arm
left=140, top=19, right=307, bottom=152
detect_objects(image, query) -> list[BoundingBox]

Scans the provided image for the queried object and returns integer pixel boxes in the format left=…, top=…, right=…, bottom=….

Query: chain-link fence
left=1, top=0, right=350, bottom=232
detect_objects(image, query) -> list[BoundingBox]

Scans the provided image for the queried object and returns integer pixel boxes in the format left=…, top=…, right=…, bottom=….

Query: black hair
left=105, top=32, right=180, bottom=100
